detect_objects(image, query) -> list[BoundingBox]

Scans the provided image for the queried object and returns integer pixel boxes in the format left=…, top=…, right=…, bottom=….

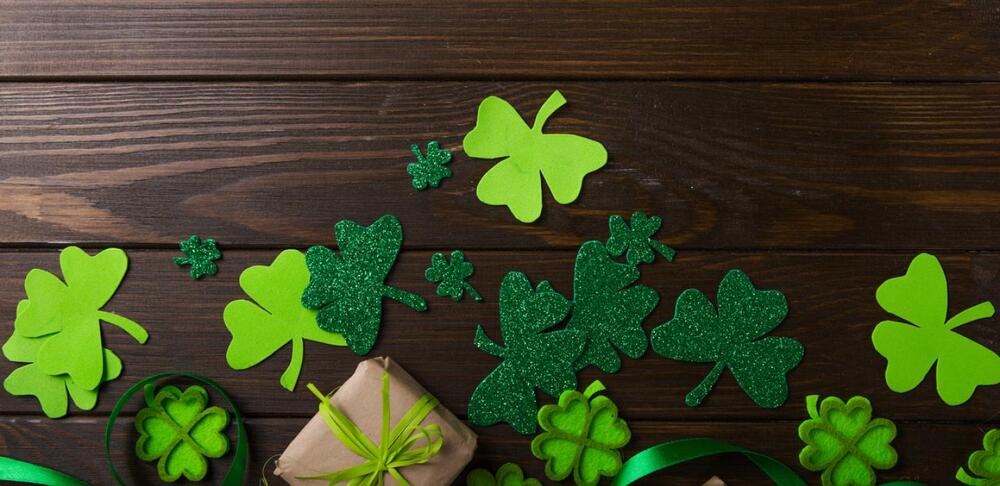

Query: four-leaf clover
left=958, top=429, right=1000, bottom=485
left=425, top=250, right=483, bottom=302
left=174, top=235, right=222, bottom=279
left=407, top=141, right=453, bottom=190
left=466, top=463, right=542, bottom=486
left=798, top=394, right=897, bottom=486
left=606, top=211, right=676, bottom=266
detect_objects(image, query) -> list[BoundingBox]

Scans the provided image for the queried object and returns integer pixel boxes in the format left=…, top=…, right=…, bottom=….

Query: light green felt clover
left=531, top=380, right=630, bottom=486
left=135, top=384, right=230, bottom=483
left=872, top=253, right=1000, bottom=406
left=467, top=463, right=542, bottom=486
left=798, top=395, right=897, bottom=486
left=224, top=250, right=346, bottom=391
left=463, top=90, right=607, bottom=223
left=958, top=429, right=1000, bottom=485
left=174, top=235, right=221, bottom=279
left=407, top=141, right=453, bottom=190
left=425, top=250, right=482, bottom=302
left=606, top=211, right=676, bottom=267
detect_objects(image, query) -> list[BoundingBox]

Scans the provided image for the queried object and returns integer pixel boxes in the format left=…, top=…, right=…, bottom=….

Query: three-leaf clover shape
left=469, top=271, right=585, bottom=434
left=531, top=380, right=630, bottom=486
left=650, top=269, right=803, bottom=408
left=135, top=384, right=230, bottom=482
left=406, top=141, right=453, bottom=190
left=872, top=252, right=1000, bottom=406
left=425, top=250, right=483, bottom=302
left=174, top=235, right=221, bottom=279
left=466, top=463, right=542, bottom=486
left=606, top=211, right=676, bottom=266
left=224, top=249, right=346, bottom=391
left=958, top=429, right=1000, bottom=485
left=463, top=90, right=608, bottom=223
left=302, top=214, right=427, bottom=355
left=798, top=395, right=897, bottom=486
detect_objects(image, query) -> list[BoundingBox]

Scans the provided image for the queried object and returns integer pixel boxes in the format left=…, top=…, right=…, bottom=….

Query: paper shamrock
left=224, top=250, right=346, bottom=391
left=463, top=90, right=607, bottom=223
left=302, top=214, right=427, bottom=355
left=798, top=395, right=897, bottom=486
left=173, top=235, right=221, bottom=279
left=957, top=429, right=1000, bottom=485
left=650, top=269, right=803, bottom=408
left=406, top=141, right=453, bottom=190
left=567, top=241, right=658, bottom=373
left=425, top=250, right=483, bottom=302
left=469, top=272, right=585, bottom=434
left=135, top=384, right=230, bottom=482
left=531, top=380, right=630, bottom=486
left=872, top=253, right=1000, bottom=406
left=467, top=463, right=542, bottom=486
left=606, top=211, right=676, bottom=266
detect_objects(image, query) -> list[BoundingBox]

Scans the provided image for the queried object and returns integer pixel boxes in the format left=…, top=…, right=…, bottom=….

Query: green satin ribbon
left=302, top=371, right=443, bottom=486
left=0, top=457, right=89, bottom=485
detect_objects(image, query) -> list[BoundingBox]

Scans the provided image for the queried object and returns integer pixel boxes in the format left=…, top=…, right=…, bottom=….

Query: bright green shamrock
left=425, top=250, right=483, bottom=302
left=531, top=380, right=630, bottom=486
left=872, top=253, right=1000, bottom=406
left=463, top=90, right=608, bottom=223
left=135, top=384, right=230, bottom=482
left=302, top=215, right=427, bottom=355
left=467, top=463, right=542, bottom=486
left=798, top=395, right=898, bottom=486
left=224, top=250, right=346, bottom=391
left=406, top=141, right=453, bottom=190
left=173, top=235, right=221, bottom=279
left=957, top=429, right=1000, bottom=485
left=469, top=272, right=585, bottom=434
left=568, top=241, right=658, bottom=373
left=606, top=211, right=676, bottom=266
left=650, top=269, right=803, bottom=408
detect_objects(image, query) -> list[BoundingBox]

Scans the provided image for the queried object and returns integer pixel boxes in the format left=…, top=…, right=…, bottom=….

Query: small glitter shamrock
left=406, top=141, right=453, bottom=190
left=173, top=235, right=221, bottom=279
left=425, top=250, right=483, bottom=302
left=798, top=395, right=897, bottom=486
left=135, top=384, right=229, bottom=482
left=605, top=211, right=675, bottom=266
left=957, top=429, right=1000, bottom=485
left=531, top=380, right=630, bottom=486
left=466, top=463, right=542, bottom=486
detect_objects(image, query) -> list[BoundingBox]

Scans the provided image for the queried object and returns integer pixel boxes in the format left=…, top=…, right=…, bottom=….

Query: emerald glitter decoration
left=798, top=395, right=898, bottom=486
left=174, top=235, right=221, bottom=279
left=406, top=141, right=453, bottom=190
left=425, top=250, right=483, bottom=302
left=301, top=215, right=427, bottom=355
left=466, top=463, right=542, bottom=486
left=957, top=429, right=1000, bottom=485
left=605, top=211, right=675, bottom=267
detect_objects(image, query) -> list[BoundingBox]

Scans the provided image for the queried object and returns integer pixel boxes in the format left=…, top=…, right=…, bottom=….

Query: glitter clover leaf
left=650, top=269, right=803, bottom=408
left=958, top=429, right=1000, bottom=485
left=466, top=463, right=542, bottom=486
left=406, top=141, right=453, bottom=190
left=302, top=214, right=427, bottom=355
left=798, top=395, right=897, bottom=486
left=135, top=384, right=230, bottom=482
left=605, top=211, right=675, bottom=267
left=469, top=272, right=585, bottom=434
left=425, top=250, right=482, bottom=302
left=174, top=235, right=221, bottom=279
left=531, top=380, right=630, bottom=486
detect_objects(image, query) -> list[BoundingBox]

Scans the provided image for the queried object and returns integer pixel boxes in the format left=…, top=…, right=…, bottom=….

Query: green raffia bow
left=303, top=371, right=443, bottom=486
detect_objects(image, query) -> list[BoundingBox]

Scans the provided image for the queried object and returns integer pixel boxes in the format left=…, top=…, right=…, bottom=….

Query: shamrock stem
left=685, top=362, right=725, bottom=407
left=650, top=240, right=676, bottom=262
left=945, top=301, right=995, bottom=330
left=98, top=311, right=149, bottom=344
left=463, top=283, right=483, bottom=302
left=382, top=285, right=428, bottom=312
left=532, top=90, right=567, bottom=132
left=473, top=325, right=506, bottom=358
left=280, top=337, right=304, bottom=392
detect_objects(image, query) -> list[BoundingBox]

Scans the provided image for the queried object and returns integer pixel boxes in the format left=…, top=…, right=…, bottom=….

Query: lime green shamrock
left=467, top=463, right=542, bottom=486
left=531, top=380, right=630, bottom=486
left=957, top=429, right=1000, bottom=485
left=135, top=384, right=230, bottom=482
left=464, top=90, right=607, bottom=223
left=174, top=235, right=221, bottom=279
left=224, top=250, right=346, bottom=391
left=798, top=395, right=897, bottom=486
left=407, top=141, right=452, bottom=190
left=606, top=211, right=676, bottom=266
left=425, top=250, right=482, bottom=302
left=872, top=253, right=1000, bottom=406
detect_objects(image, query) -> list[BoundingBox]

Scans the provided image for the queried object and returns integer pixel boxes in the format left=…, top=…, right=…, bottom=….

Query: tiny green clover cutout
left=407, top=141, right=453, bottom=190
left=135, top=384, right=230, bottom=483
left=531, top=380, right=630, bottom=486
left=466, top=463, right=542, bottom=486
left=174, top=235, right=221, bottom=279
left=958, top=429, right=1000, bottom=485
left=798, top=395, right=898, bottom=486
left=606, top=211, right=676, bottom=267
left=425, top=250, right=483, bottom=302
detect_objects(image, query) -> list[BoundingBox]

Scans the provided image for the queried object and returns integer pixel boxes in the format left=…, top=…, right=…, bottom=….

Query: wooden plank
left=1, top=1, right=998, bottom=80
left=2, top=82, right=1000, bottom=250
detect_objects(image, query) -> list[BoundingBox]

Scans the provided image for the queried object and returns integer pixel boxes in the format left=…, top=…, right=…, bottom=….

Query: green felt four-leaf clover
left=466, top=463, right=542, bottom=486
left=174, top=235, right=221, bottom=279
left=425, top=250, right=483, bottom=302
left=407, top=141, right=453, bottom=190
left=798, top=395, right=897, bottom=486
left=958, top=429, right=1000, bottom=485
left=606, top=211, right=675, bottom=267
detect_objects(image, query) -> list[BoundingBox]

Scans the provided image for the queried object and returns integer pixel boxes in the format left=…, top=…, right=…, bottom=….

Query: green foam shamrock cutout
left=798, top=395, right=897, bottom=486
left=302, top=214, right=427, bottom=355
left=958, top=429, right=1000, bottom=485
left=135, top=384, right=230, bottom=483
left=467, top=463, right=542, bottom=486
left=872, top=252, right=1000, bottom=406
left=407, top=141, right=453, bottom=190
left=174, top=235, right=221, bottom=279
left=224, top=249, right=346, bottom=391
left=567, top=241, right=659, bottom=373
left=650, top=269, right=803, bottom=408
left=606, top=211, right=676, bottom=266
left=463, top=90, right=608, bottom=223
left=531, top=380, right=630, bottom=486
left=425, top=250, right=483, bottom=302
left=469, top=271, right=585, bottom=434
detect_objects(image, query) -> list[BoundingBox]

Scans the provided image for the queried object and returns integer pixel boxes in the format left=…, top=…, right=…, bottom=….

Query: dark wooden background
left=1, top=2, right=999, bottom=484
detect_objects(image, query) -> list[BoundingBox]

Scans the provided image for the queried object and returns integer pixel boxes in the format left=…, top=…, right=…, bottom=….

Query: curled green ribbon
left=0, top=457, right=89, bottom=485
left=302, top=371, right=443, bottom=486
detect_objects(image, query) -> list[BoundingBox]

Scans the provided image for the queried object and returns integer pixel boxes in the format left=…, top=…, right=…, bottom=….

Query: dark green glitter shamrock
left=406, top=141, right=452, bottom=190
left=173, top=235, right=221, bottom=279
left=301, top=215, right=427, bottom=355
left=425, top=250, right=482, bottom=302
left=606, top=211, right=675, bottom=266
left=958, top=429, right=1000, bottom=485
